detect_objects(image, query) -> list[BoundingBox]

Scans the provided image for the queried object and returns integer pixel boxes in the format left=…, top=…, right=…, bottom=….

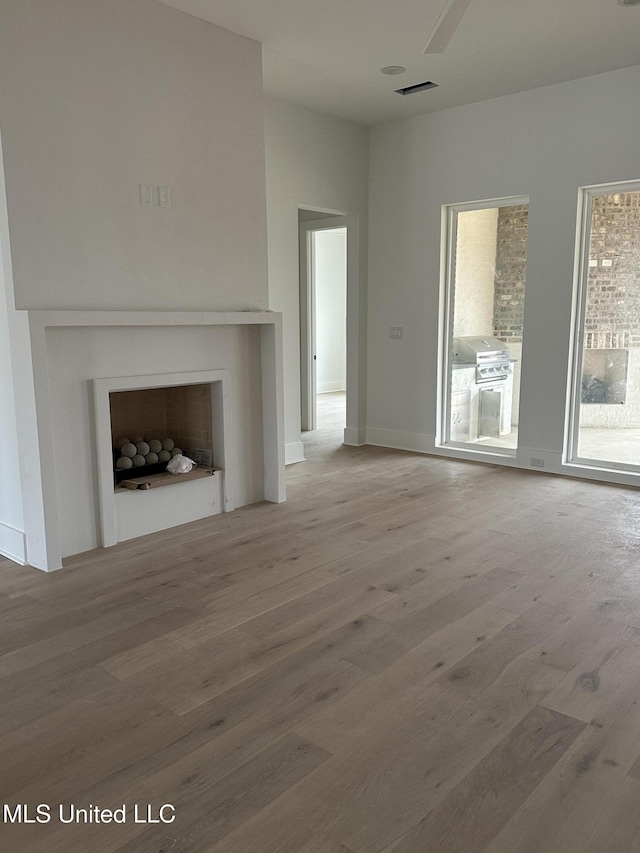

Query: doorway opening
left=299, top=212, right=348, bottom=439
left=313, top=226, right=347, bottom=429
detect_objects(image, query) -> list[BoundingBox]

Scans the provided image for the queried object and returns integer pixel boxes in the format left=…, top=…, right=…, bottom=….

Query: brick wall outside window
left=492, top=204, right=528, bottom=344
left=585, top=191, right=640, bottom=349
left=490, top=194, right=640, bottom=348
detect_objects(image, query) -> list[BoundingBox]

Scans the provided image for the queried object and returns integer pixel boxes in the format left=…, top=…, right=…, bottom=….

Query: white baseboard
left=351, top=426, right=640, bottom=490
left=0, top=522, right=27, bottom=566
left=343, top=426, right=367, bottom=446
left=366, top=427, right=436, bottom=455
left=318, top=381, right=346, bottom=394
left=285, top=441, right=306, bottom=465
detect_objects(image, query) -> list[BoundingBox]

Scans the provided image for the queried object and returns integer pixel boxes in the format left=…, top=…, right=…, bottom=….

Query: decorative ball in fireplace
left=113, top=435, right=185, bottom=484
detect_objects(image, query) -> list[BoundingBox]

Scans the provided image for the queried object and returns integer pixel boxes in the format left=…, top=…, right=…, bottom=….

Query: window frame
left=566, top=179, right=640, bottom=472
left=438, top=195, right=530, bottom=454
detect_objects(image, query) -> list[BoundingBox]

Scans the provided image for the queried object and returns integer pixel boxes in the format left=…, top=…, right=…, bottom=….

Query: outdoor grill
left=452, top=336, right=512, bottom=384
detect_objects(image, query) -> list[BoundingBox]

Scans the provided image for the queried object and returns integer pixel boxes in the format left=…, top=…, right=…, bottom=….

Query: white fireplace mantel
left=24, top=309, right=285, bottom=571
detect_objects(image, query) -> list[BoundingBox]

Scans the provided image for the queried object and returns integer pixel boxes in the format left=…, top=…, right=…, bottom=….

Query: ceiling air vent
left=395, top=80, right=439, bottom=96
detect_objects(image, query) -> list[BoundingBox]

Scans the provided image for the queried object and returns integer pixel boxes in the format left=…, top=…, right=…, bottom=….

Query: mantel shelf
left=25, top=309, right=279, bottom=329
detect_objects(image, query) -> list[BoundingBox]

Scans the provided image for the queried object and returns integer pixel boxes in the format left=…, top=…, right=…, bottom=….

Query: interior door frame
left=299, top=214, right=357, bottom=434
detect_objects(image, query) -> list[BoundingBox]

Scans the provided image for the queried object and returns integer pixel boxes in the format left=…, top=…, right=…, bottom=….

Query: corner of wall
left=0, top=129, right=45, bottom=569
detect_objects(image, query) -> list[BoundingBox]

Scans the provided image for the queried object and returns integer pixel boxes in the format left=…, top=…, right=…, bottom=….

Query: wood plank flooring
left=3, top=393, right=640, bottom=850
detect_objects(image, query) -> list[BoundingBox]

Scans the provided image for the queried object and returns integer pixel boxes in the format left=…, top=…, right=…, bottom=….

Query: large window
left=568, top=183, right=640, bottom=470
left=441, top=198, right=529, bottom=453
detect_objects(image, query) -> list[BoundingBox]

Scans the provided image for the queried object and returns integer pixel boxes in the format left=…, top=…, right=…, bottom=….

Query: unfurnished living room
left=1, top=1, right=640, bottom=850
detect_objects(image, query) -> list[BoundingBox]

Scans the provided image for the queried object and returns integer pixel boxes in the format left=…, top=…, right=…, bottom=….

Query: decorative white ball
left=145, top=452, right=159, bottom=465
left=116, top=456, right=133, bottom=469
left=121, top=442, right=137, bottom=458
left=158, top=450, right=171, bottom=462
left=136, top=441, right=150, bottom=456
left=132, top=435, right=144, bottom=444
left=148, top=439, right=162, bottom=453
left=132, top=454, right=146, bottom=467
left=162, top=438, right=175, bottom=451
left=171, top=447, right=182, bottom=457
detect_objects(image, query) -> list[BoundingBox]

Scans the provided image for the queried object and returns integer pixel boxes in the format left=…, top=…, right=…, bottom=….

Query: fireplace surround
left=24, top=310, right=285, bottom=571
left=94, top=369, right=231, bottom=548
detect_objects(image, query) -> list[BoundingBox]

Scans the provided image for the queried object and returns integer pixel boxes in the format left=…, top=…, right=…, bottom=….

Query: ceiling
left=157, top=0, right=640, bottom=125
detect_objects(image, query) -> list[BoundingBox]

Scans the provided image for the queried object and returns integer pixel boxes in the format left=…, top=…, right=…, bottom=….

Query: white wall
left=367, top=64, right=640, bottom=476
left=315, top=229, right=347, bottom=393
left=0, top=0, right=268, bottom=312
left=0, top=277, right=23, bottom=556
left=0, top=0, right=272, bottom=566
left=0, top=137, right=25, bottom=563
left=264, top=97, right=368, bottom=460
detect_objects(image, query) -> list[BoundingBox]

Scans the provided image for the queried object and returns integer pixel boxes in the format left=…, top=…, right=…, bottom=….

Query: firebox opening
left=109, top=383, right=214, bottom=485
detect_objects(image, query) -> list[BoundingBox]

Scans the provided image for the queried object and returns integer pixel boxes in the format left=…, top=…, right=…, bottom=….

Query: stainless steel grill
left=452, top=336, right=512, bottom=384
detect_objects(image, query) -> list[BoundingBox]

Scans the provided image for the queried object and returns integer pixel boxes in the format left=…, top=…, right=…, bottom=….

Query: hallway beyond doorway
left=302, top=391, right=345, bottom=458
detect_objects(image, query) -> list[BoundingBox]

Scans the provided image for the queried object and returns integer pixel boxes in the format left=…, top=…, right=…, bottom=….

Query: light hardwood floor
left=3, top=395, right=640, bottom=851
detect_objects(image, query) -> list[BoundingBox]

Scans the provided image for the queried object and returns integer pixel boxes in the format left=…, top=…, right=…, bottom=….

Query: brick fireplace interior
left=109, top=384, right=214, bottom=470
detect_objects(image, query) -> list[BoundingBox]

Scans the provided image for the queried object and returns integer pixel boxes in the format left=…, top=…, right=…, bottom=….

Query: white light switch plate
left=158, top=186, right=171, bottom=208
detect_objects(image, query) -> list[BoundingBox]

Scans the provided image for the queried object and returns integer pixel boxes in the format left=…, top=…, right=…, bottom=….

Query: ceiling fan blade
left=423, top=0, right=473, bottom=53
